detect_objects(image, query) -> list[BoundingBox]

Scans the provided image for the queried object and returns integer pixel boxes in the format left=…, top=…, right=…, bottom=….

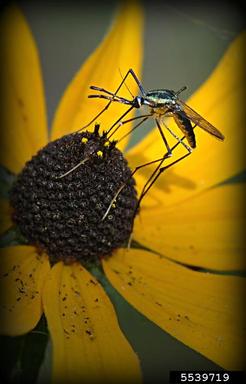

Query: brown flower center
left=9, top=127, right=138, bottom=266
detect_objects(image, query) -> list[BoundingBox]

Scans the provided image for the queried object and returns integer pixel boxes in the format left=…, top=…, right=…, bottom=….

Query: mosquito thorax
left=9, top=128, right=138, bottom=266
left=145, top=89, right=177, bottom=106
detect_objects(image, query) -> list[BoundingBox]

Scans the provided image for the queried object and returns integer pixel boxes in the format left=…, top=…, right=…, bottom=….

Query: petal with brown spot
left=43, top=262, right=141, bottom=383
left=0, top=246, right=50, bottom=335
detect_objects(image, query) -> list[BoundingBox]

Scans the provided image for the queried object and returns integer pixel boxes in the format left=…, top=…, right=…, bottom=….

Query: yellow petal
left=51, top=1, right=143, bottom=151
left=43, top=262, right=141, bottom=384
left=103, top=249, right=245, bottom=370
left=0, top=246, right=50, bottom=336
left=0, top=199, right=12, bottom=235
left=133, top=184, right=245, bottom=270
left=126, top=32, right=245, bottom=208
left=0, top=5, right=48, bottom=174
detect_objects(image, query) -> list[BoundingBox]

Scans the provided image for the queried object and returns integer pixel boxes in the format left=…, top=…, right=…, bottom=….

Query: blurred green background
left=9, top=1, right=245, bottom=383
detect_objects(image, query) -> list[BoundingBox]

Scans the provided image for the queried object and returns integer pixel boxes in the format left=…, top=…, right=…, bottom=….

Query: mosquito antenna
left=118, top=68, right=135, bottom=99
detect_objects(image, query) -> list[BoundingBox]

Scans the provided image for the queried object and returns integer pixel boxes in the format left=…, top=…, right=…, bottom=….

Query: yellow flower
left=0, top=3, right=245, bottom=384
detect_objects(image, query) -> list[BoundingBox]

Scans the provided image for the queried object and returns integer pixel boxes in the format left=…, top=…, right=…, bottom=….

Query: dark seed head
left=10, top=129, right=138, bottom=266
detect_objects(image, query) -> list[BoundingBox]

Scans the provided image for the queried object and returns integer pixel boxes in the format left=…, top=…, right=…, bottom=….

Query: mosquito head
left=132, top=96, right=144, bottom=109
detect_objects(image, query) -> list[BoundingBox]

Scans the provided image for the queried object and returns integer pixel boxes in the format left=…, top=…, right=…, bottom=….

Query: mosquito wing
left=176, top=99, right=225, bottom=141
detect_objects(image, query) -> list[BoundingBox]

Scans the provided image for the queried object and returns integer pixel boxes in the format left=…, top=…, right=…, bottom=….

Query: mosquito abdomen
left=173, top=112, right=196, bottom=148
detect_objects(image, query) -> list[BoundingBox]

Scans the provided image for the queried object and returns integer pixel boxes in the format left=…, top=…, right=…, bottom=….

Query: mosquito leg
left=117, top=114, right=153, bottom=143
left=118, top=113, right=152, bottom=126
left=102, top=134, right=187, bottom=221
left=56, top=157, right=90, bottom=179
left=89, top=86, right=117, bottom=97
left=162, top=119, right=192, bottom=153
left=138, top=157, right=164, bottom=199
left=123, top=68, right=146, bottom=96
left=155, top=118, right=172, bottom=157
left=77, top=92, right=135, bottom=133
left=106, top=105, right=136, bottom=138
left=109, top=114, right=151, bottom=141
left=77, top=96, right=114, bottom=131
left=101, top=155, right=166, bottom=221
left=111, top=68, right=145, bottom=97
left=110, top=116, right=149, bottom=143
left=79, top=69, right=145, bottom=132
left=118, top=68, right=135, bottom=98
left=88, top=94, right=132, bottom=105
left=106, top=69, right=147, bottom=136
left=131, top=118, right=176, bottom=192
left=139, top=133, right=189, bottom=199
left=135, top=150, right=192, bottom=216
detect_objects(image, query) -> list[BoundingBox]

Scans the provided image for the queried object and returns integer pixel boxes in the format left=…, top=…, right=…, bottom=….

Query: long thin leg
left=138, top=156, right=164, bottom=198
left=78, top=99, right=112, bottom=132
left=162, top=118, right=192, bottom=153
left=118, top=68, right=134, bottom=98
left=102, top=135, right=187, bottom=221
left=109, top=114, right=152, bottom=142
left=118, top=114, right=153, bottom=143
left=135, top=119, right=190, bottom=193
left=112, top=116, right=150, bottom=143
left=77, top=94, right=133, bottom=133
left=88, top=93, right=132, bottom=105
left=135, top=131, right=188, bottom=200
left=89, top=86, right=118, bottom=97
left=106, top=105, right=136, bottom=138
left=109, top=68, right=146, bottom=97
left=56, top=157, right=90, bottom=179
left=102, top=155, right=167, bottom=221
left=79, top=68, right=145, bottom=131
left=118, top=68, right=146, bottom=96
left=135, top=151, right=192, bottom=215
left=125, top=149, right=192, bottom=243
left=155, top=118, right=172, bottom=156
left=108, top=113, right=174, bottom=146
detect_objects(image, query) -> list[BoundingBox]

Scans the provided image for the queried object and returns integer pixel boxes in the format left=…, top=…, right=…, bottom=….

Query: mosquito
left=79, top=68, right=224, bottom=156
left=74, top=68, right=224, bottom=220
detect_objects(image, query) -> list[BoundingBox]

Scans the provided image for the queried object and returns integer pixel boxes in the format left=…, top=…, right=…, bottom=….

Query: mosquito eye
left=134, top=96, right=142, bottom=108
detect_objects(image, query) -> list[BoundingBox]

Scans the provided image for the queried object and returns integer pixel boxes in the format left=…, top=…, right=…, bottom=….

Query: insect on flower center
left=9, top=127, right=138, bottom=266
